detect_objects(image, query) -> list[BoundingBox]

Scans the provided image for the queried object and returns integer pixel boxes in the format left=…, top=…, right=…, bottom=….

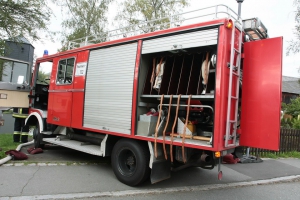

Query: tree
left=287, top=0, right=300, bottom=56
left=0, top=0, right=51, bottom=52
left=115, top=0, right=189, bottom=35
left=287, top=0, right=300, bottom=81
left=0, top=0, right=52, bottom=77
left=58, top=0, right=112, bottom=51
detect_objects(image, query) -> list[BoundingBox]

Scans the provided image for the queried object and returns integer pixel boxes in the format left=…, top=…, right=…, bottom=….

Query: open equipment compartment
left=136, top=28, right=219, bottom=147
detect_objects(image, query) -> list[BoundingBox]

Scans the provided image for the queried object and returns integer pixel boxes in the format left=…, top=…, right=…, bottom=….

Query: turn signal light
left=226, top=20, right=233, bottom=29
left=215, top=151, right=221, bottom=158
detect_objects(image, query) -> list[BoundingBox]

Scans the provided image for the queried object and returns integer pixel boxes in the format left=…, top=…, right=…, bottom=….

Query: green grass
left=261, top=151, right=300, bottom=159
left=0, top=133, right=20, bottom=159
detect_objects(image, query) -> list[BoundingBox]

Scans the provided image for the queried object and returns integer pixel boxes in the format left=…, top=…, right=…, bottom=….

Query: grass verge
left=261, top=151, right=300, bottom=159
left=0, top=133, right=19, bottom=159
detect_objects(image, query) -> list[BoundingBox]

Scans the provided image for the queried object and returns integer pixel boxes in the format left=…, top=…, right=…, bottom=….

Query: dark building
left=4, top=37, right=34, bottom=63
left=1, top=37, right=34, bottom=84
left=282, top=76, right=300, bottom=104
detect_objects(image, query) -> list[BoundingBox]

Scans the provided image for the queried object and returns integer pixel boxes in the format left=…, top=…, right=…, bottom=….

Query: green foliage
left=115, top=0, right=189, bottom=34
left=281, top=118, right=293, bottom=128
left=0, top=0, right=51, bottom=46
left=37, top=71, right=50, bottom=84
left=284, top=97, right=300, bottom=118
left=262, top=151, right=300, bottom=159
left=292, top=118, right=300, bottom=129
left=58, top=0, right=112, bottom=51
left=0, top=134, right=19, bottom=159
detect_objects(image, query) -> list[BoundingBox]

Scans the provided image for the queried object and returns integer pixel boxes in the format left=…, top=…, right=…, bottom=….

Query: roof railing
left=67, top=4, right=240, bottom=50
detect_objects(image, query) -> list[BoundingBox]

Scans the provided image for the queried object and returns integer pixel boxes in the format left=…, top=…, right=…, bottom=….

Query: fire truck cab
left=26, top=4, right=282, bottom=186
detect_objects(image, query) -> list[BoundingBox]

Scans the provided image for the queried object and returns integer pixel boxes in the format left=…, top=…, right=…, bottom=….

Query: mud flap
left=150, top=159, right=171, bottom=184
left=148, top=142, right=171, bottom=184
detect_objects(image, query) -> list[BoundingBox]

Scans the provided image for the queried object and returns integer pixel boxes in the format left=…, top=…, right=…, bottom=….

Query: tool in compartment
left=170, top=133, right=211, bottom=142
left=201, top=52, right=210, bottom=94
left=153, top=57, right=165, bottom=92
left=150, top=57, right=156, bottom=89
left=162, top=95, right=173, bottom=160
left=181, top=95, right=192, bottom=163
left=154, top=94, right=164, bottom=158
left=170, top=94, right=181, bottom=163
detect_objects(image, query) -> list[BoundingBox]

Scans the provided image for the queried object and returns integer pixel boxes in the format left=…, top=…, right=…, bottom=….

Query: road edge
left=1, top=175, right=300, bottom=200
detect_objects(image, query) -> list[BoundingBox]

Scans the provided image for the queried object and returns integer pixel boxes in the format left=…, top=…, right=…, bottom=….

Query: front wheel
left=33, top=123, right=44, bottom=148
left=111, top=139, right=150, bottom=186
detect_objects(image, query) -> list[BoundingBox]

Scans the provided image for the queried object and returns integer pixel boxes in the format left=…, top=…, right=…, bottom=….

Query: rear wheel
left=33, top=123, right=44, bottom=148
left=111, top=139, right=150, bottom=186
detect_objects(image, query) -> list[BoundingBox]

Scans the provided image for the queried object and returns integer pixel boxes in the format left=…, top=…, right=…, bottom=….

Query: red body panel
left=71, top=51, right=89, bottom=128
left=131, top=40, right=143, bottom=136
left=47, top=53, right=77, bottom=126
left=240, top=37, right=282, bottom=151
left=213, top=26, right=241, bottom=150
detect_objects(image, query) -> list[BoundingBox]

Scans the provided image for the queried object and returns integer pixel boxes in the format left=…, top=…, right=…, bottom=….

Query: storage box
left=177, top=118, right=195, bottom=135
left=137, top=121, right=157, bottom=136
left=139, top=115, right=158, bottom=122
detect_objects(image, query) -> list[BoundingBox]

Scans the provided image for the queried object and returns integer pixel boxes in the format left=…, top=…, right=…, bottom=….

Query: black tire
left=111, top=139, right=150, bottom=186
left=33, top=123, right=44, bottom=149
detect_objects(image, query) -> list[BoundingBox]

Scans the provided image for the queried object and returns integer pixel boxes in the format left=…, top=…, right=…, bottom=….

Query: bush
left=292, top=118, right=300, bottom=129
left=281, top=118, right=293, bottom=128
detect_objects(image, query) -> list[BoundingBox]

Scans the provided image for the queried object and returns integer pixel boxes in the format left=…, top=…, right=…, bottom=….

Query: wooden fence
left=244, top=129, right=300, bottom=155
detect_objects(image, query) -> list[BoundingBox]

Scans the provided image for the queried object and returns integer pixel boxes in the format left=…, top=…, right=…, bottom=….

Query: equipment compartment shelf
left=140, top=94, right=215, bottom=99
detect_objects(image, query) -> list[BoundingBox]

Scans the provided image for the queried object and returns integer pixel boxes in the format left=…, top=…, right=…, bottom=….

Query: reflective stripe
left=14, top=131, right=21, bottom=135
left=12, top=114, right=28, bottom=118
left=21, top=132, right=29, bottom=136
left=19, top=108, right=22, bottom=114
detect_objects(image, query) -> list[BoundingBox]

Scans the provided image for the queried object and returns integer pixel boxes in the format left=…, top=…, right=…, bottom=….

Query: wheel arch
left=25, top=112, right=44, bottom=132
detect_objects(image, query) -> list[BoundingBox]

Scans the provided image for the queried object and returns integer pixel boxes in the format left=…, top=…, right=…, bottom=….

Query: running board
left=43, top=138, right=103, bottom=156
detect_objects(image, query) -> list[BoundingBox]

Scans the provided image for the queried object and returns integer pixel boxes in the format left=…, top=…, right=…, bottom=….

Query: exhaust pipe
left=236, top=0, right=244, bottom=19
left=200, top=153, right=212, bottom=163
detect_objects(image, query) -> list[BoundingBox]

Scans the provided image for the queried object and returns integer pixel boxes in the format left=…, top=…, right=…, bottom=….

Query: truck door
left=48, top=54, right=77, bottom=127
left=240, top=37, right=282, bottom=151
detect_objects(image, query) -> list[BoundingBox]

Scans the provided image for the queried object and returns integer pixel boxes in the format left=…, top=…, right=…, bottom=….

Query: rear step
left=43, top=137, right=104, bottom=156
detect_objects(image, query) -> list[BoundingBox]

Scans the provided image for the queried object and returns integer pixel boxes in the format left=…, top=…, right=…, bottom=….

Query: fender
left=25, top=112, right=44, bottom=133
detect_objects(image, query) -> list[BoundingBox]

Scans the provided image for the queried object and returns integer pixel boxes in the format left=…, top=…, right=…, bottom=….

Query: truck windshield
left=36, top=62, right=52, bottom=85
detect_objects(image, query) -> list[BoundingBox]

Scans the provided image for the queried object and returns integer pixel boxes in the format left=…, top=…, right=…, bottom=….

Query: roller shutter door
left=142, top=28, right=218, bottom=54
left=84, top=42, right=137, bottom=134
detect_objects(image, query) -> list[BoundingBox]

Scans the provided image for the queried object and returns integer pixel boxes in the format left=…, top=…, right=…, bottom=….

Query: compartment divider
left=177, top=54, right=194, bottom=95
left=197, top=53, right=206, bottom=95
left=167, top=55, right=184, bottom=95
left=142, top=58, right=154, bottom=95
left=187, top=53, right=201, bottom=94
left=159, top=57, right=172, bottom=95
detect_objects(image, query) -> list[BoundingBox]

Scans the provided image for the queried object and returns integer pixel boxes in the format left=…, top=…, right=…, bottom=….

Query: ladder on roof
left=225, top=19, right=243, bottom=147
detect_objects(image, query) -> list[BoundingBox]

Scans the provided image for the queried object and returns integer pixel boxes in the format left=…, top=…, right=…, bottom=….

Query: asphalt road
left=0, top=143, right=300, bottom=199
left=90, top=181, right=300, bottom=200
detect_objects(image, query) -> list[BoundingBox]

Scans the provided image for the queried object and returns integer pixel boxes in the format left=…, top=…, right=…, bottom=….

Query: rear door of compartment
left=240, top=37, right=282, bottom=151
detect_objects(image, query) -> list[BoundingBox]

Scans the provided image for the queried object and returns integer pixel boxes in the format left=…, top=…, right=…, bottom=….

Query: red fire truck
left=25, top=4, right=282, bottom=186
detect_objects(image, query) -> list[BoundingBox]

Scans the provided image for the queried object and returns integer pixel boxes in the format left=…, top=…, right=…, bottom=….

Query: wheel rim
left=117, top=148, right=137, bottom=177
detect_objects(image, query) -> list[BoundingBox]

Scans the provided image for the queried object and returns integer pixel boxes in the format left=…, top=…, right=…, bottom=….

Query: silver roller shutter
left=142, top=28, right=218, bottom=54
left=84, top=42, right=137, bottom=134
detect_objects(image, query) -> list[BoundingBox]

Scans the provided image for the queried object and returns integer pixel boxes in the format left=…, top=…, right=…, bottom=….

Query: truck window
left=0, top=58, right=29, bottom=84
left=56, top=58, right=75, bottom=84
